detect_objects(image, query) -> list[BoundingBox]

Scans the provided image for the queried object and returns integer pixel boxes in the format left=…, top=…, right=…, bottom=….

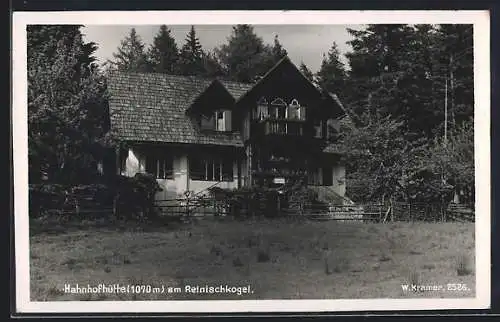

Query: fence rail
left=153, top=197, right=475, bottom=223
left=31, top=188, right=475, bottom=223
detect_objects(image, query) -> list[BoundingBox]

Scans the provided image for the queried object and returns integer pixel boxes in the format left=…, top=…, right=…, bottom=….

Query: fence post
left=408, top=203, right=412, bottom=222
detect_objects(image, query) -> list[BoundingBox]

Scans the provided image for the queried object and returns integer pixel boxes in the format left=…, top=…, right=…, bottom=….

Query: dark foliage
left=29, top=173, right=162, bottom=222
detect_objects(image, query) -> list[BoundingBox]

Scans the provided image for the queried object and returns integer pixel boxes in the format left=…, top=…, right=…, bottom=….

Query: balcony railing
left=263, top=120, right=304, bottom=136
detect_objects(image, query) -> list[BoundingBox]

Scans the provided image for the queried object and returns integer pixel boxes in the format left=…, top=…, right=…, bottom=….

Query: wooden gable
left=187, top=79, right=238, bottom=133
left=235, top=56, right=323, bottom=108
left=188, top=79, right=236, bottom=115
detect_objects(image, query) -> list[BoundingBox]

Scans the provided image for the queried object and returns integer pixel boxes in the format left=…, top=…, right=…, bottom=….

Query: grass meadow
left=29, top=216, right=475, bottom=301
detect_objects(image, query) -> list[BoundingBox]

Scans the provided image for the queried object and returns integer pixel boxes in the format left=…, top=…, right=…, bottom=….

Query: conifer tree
left=147, top=25, right=179, bottom=74
left=177, top=25, right=205, bottom=76
left=107, top=28, right=149, bottom=72
left=299, top=61, right=315, bottom=83
left=316, top=42, right=347, bottom=97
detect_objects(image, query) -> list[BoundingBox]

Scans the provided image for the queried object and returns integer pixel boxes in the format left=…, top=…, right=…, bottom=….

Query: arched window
left=289, top=98, right=306, bottom=120
left=270, top=97, right=287, bottom=119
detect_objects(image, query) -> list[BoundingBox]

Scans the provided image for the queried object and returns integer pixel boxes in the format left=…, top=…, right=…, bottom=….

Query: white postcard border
left=12, top=10, right=491, bottom=313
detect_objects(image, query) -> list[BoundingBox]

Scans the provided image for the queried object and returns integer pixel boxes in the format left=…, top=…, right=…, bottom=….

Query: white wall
left=332, top=164, right=346, bottom=197
left=122, top=148, right=145, bottom=177
left=123, top=146, right=243, bottom=199
left=123, top=147, right=184, bottom=200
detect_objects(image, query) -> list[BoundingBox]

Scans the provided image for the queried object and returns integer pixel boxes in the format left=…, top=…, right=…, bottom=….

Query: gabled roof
left=107, top=71, right=252, bottom=147
left=107, top=57, right=350, bottom=149
left=187, top=79, right=235, bottom=113
left=235, top=56, right=321, bottom=105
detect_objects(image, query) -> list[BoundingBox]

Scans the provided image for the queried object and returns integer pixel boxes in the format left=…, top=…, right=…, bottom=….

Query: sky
left=81, top=25, right=362, bottom=73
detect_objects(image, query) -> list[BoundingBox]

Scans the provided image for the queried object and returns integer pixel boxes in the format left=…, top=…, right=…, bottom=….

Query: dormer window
left=200, top=109, right=232, bottom=132
left=215, top=110, right=232, bottom=132
left=216, top=111, right=225, bottom=131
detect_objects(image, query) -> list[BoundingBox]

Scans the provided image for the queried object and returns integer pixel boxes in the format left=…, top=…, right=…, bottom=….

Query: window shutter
left=224, top=110, right=232, bottom=131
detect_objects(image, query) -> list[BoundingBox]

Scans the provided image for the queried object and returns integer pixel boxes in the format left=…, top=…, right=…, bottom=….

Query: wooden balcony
left=262, top=119, right=304, bottom=136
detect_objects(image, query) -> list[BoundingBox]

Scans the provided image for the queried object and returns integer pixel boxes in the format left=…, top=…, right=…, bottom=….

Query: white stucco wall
left=332, top=164, right=346, bottom=197
left=123, top=146, right=242, bottom=200
left=122, top=147, right=181, bottom=200
left=122, top=148, right=146, bottom=177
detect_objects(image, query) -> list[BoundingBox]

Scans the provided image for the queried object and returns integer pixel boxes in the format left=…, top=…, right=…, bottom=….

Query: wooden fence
left=30, top=188, right=474, bottom=223
left=153, top=197, right=475, bottom=223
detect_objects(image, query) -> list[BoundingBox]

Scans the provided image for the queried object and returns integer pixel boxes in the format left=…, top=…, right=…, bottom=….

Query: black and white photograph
left=12, top=10, right=490, bottom=313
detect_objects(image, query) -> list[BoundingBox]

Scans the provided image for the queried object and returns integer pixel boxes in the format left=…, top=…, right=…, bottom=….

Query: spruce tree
left=147, top=25, right=179, bottom=74
left=177, top=25, right=205, bottom=76
left=299, top=61, right=315, bottom=83
left=216, top=24, right=284, bottom=83
left=316, top=42, right=347, bottom=97
left=107, top=28, right=149, bottom=72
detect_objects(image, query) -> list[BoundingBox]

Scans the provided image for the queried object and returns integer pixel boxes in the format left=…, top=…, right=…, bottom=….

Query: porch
left=116, top=143, right=244, bottom=199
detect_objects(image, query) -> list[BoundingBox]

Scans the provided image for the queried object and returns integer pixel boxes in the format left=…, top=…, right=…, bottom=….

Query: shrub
left=29, top=183, right=68, bottom=217
left=287, top=185, right=329, bottom=214
left=29, top=183, right=115, bottom=218
left=215, top=186, right=281, bottom=218
left=29, top=173, right=162, bottom=222
left=113, top=173, right=162, bottom=221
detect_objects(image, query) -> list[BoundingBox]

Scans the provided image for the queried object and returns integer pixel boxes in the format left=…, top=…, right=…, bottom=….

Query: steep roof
left=234, top=56, right=321, bottom=105
left=107, top=71, right=252, bottom=147
left=107, top=57, right=349, bottom=150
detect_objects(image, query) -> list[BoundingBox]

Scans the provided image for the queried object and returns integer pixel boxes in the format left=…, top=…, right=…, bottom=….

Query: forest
left=27, top=24, right=474, bottom=205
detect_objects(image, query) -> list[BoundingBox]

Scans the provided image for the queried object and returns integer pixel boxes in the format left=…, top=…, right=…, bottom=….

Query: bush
left=212, top=186, right=281, bottom=218
left=29, top=173, right=162, bottom=222
left=215, top=184, right=330, bottom=218
left=112, top=173, right=162, bottom=221
left=29, top=183, right=69, bottom=217
left=29, top=182, right=116, bottom=218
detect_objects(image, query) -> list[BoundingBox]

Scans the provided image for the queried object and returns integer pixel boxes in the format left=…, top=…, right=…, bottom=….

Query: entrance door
left=322, top=166, right=333, bottom=186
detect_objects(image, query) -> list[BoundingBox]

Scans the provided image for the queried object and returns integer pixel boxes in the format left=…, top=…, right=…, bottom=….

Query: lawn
left=29, top=216, right=475, bottom=301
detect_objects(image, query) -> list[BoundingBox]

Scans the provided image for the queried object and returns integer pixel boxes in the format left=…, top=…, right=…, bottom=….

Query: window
left=271, top=98, right=287, bottom=119
left=255, top=97, right=268, bottom=120
left=190, top=155, right=234, bottom=181
left=200, top=110, right=232, bottom=132
left=214, top=110, right=232, bottom=132
left=145, top=153, right=173, bottom=179
left=201, top=113, right=215, bottom=130
left=288, top=99, right=300, bottom=120
left=216, top=111, right=225, bottom=131
left=314, top=120, right=323, bottom=138
left=189, top=156, right=206, bottom=180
